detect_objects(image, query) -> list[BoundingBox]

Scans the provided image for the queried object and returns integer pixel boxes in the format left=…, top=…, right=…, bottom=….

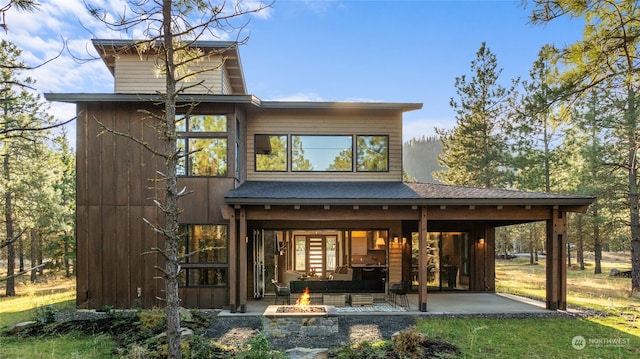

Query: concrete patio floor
left=218, top=292, right=552, bottom=316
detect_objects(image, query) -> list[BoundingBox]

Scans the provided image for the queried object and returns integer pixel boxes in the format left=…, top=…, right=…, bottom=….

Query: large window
left=292, top=135, right=352, bottom=172
left=177, top=114, right=228, bottom=176
left=254, top=134, right=389, bottom=173
left=178, top=225, right=228, bottom=287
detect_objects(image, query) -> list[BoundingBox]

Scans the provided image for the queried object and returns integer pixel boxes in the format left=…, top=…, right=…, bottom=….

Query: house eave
left=44, top=94, right=423, bottom=113
left=224, top=197, right=595, bottom=209
left=44, top=93, right=262, bottom=106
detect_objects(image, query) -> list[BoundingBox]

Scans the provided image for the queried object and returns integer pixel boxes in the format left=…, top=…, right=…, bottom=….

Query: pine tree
left=531, top=0, right=640, bottom=293
left=86, top=1, right=272, bottom=357
left=435, top=42, right=516, bottom=188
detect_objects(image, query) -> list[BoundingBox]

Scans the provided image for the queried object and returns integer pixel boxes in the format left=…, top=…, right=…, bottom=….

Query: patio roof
left=224, top=181, right=595, bottom=207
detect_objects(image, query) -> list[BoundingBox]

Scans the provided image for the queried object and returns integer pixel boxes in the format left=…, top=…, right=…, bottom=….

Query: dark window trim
left=291, top=134, right=353, bottom=172
left=355, top=134, right=390, bottom=173
left=255, top=134, right=289, bottom=172
left=176, top=113, right=229, bottom=134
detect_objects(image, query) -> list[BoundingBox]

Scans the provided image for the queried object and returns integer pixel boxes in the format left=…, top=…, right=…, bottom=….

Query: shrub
left=331, top=341, right=388, bottom=359
left=33, top=304, right=57, bottom=324
left=392, top=325, right=427, bottom=358
left=138, top=307, right=167, bottom=332
left=236, top=334, right=286, bottom=359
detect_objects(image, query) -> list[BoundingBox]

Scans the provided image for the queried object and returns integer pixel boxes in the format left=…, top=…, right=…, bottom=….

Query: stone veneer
left=263, top=305, right=338, bottom=338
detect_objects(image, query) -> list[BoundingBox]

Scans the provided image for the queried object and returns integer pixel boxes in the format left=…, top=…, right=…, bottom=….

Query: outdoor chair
left=389, top=281, right=410, bottom=309
left=271, top=278, right=291, bottom=305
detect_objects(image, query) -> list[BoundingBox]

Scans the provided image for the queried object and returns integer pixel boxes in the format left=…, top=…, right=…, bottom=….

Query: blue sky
left=3, top=0, right=585, bottom=143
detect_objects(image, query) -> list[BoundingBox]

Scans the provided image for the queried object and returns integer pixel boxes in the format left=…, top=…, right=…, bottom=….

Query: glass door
left=412, top=232, right=470, bottom=291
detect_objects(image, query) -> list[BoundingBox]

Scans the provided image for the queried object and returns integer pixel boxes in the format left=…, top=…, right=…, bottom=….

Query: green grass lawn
left=0, top=276, right=114, bottom=359
left=418, top=317, right=638, bottom=359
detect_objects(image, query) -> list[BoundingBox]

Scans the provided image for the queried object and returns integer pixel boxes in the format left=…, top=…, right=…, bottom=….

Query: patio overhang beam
left=225, top=197, right=594, bottom=208
left=232, top=204, right=585, bottom=222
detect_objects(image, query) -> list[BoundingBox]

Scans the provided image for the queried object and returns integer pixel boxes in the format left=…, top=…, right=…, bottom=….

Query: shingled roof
left=224, top=181, right=594, bottom=206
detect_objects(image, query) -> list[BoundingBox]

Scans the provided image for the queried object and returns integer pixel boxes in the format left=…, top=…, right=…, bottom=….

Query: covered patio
left=224, top=181, right=594, bottom=313
left=217, top=292, right=554, bottom=317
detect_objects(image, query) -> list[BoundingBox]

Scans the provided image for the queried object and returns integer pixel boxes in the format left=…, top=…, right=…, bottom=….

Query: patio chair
left=389, top=281, right=410, bottom=309
left=271, top=278, right=291, bottom=305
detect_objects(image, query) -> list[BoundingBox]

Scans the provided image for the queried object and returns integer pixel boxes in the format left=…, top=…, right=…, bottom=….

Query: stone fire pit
left=263, top=305, right=338, bottom=338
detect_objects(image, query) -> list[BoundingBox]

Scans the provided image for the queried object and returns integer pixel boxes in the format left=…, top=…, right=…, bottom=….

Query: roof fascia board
left=44, top=94, right=423, bottom=113
left=44, top=93, right=261, bottom=106
left=224, top=197, right=595, bottom=207
left=259, top=101, right=423, bottom=112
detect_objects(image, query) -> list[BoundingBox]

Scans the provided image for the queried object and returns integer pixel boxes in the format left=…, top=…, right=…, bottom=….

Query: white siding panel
left=114, top=55, right=224, bottom=94
left=247, top=111, right=403, bottom=182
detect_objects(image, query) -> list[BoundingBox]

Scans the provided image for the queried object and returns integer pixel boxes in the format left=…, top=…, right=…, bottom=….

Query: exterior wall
left=76, top=101, right=238, bottom=309
left=114, top=54, right=225, bottom=94
left=76, top=102, right=165, bottom=309
left=246, top=109, right=403, bottom=182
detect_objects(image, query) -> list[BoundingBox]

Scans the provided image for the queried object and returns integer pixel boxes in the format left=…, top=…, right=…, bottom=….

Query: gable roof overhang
left=224, top=181, right=594, bottom=225
left=91, top=39, right=247, bottom=94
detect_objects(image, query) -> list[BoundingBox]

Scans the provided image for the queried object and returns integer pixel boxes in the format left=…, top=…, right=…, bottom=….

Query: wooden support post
left=546, top=208, right=567, bottom=310
left=239, top=208, right=248, bottom=313
left=224, top=207, right=237, bottom=313
left=418, top=206, right=428, bottom=312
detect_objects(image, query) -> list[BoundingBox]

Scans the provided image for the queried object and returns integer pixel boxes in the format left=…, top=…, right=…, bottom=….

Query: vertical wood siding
left=77, top=101, right=236, bottom=309
left=247, top=109, right=403, bottom=181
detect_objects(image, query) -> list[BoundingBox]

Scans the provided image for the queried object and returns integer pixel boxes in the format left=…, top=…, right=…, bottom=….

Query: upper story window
left=255, top=134, right=287, bottom=171
left=254, top=134, right=389, bottom=173
left=177, top=114, right=228, bottom=176
left=356, top=135, right=388, bottom=172
left=292, top=135, right=352, bottom=172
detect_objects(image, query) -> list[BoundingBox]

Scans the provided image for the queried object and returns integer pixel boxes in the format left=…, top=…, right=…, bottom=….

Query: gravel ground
left=204, top=314, right=423, bottom=351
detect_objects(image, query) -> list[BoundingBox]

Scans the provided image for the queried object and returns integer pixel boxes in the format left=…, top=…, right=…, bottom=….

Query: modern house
left=45, top=39, right=593, bottom=313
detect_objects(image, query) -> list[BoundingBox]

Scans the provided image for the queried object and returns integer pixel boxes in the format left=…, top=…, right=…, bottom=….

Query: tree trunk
left=18, top=235, right=24, bottom=272
left=37, top=231, right=43, bottom=275
left=4, top=153, right=15, bottom=296
left=627, top=90, right=640, bottom=293
left=529, top=224, right=534, bottom=265
left=162, top=1, right=182, bottom=357
left=567, top=242, right=571, bottom=268
left=577, top=215, right=585, bottom=270
left=30, top=229, right=37, bottom=283
left=64, top=231, right=70, bottom=277
left=594, top=202, right=602, bottom=274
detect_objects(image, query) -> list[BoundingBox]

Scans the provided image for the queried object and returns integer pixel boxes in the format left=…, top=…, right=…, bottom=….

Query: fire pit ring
left=263, top=304, right=338, bottom=338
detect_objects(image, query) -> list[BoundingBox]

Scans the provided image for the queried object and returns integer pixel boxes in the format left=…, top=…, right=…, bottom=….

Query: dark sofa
left=290, top=279, right=384, bottom=293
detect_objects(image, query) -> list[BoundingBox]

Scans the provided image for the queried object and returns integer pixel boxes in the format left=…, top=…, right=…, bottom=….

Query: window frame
left=178, top=224, right=229, bottom=288
left=255, top=134, right=289, bottom=172
left=177, top=114, right=229, bottom=177
left=355, top=135, right=389, bottom=172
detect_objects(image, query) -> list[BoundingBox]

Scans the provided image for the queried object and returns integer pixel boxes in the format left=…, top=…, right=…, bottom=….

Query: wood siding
left=246, top=109, right=403, bottom=181
left=76, top=102, right=236, bottom=309
left=114, top=54, right=225, bottom=94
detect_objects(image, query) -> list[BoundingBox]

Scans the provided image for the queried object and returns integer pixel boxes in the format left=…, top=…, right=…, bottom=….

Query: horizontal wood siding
left=114, top=55, right=224, bottom=94
left=247, top=110, right=403, bottom=181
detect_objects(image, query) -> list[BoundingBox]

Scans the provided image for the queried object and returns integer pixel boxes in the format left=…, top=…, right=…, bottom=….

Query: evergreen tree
left=507, top=50, right=564, bottom=193
left=435, top=42, right=516, bottom=188
left=531, top=0, right=640, bottom=293
left=87, top=1, right=272, bottom=356
left=402, top=135, right=443, bottom=183
left=0, top=39, right=56, bottom=294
